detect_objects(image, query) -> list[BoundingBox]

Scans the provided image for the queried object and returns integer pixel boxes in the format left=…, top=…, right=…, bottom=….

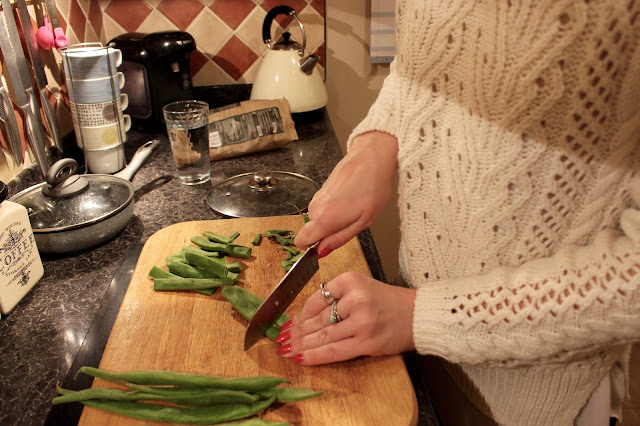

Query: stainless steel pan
left=9, top=140, right=158, bottom=254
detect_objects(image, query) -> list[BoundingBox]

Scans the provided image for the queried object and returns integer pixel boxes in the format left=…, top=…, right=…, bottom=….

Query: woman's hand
left=295, top=131, right=398, bottom=257
left=275, top=272, right=416, bottom=365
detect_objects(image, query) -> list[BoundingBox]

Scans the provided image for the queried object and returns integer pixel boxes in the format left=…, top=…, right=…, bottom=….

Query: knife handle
left=0, top=85, right=23, bottom=166
left=21, top=91, right=49, bottom=175
left=39, top=88, right=63, bottom=152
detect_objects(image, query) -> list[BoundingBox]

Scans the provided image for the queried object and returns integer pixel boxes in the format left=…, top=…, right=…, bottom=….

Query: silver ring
left=320, top=282, right=335, bottom=304
left=329, top=300, right=341, bottom=324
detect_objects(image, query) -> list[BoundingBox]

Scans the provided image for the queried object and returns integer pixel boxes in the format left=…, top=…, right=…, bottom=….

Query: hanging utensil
left=0, top=0, right=49, bottom=174
left=0, top=62, right=23, bottom=165
left=43, top=0, right=67, bottom=49
left=15, top=0, right=63, bottom=152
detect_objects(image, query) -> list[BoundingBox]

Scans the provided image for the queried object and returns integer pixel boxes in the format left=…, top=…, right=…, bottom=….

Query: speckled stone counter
left=0, top=90, right=438, bottom=425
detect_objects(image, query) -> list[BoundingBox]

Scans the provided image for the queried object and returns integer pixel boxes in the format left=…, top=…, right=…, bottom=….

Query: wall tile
left=59, top=0, right=325, bottom=85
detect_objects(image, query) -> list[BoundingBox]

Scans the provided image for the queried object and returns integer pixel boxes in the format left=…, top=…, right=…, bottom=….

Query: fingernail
left=280, top=319, right=293, bottom=331
left=318, top=248, right=333, bottom=259
left=275, top=330, right=290, bottom=344
left=294, top=353, right=304, bottom=364
left=278, top=344, right=291, bottom=355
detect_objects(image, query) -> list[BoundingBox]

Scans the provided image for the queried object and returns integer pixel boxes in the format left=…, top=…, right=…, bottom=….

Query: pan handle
left=114, top=139, right=159, bottom=182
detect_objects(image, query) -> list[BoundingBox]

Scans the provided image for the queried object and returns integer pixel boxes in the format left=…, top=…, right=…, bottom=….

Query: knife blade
left=0, top=0, right=49, bottom=174
left=244, top=241, right=320, bottom=351
left=0, top=64, right=23, bottom=165
left=15, top=0, right=63, bottom=152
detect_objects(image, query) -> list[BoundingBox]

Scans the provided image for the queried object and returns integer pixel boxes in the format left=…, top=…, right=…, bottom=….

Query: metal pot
left=9, top=140, right=158, bottom=254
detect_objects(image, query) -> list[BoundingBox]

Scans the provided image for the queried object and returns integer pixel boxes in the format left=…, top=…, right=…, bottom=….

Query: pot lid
left=207, top=170, right=319, bottom=218
left=9, top=159, right=134, bottom=233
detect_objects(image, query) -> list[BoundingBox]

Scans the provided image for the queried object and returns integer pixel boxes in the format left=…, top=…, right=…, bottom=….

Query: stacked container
left=60, top=43, right=130, bottom=173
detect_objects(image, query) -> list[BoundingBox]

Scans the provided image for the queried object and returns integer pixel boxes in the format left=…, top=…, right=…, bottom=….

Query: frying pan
left=9, top=140, right=158, bottom=254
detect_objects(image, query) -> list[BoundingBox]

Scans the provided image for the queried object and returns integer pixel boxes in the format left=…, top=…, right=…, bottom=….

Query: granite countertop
left=0, top=92, right=437, bottom=425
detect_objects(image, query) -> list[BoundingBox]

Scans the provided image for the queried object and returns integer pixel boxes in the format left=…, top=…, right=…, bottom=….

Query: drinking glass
left=162, top=100, right=211, bottom=185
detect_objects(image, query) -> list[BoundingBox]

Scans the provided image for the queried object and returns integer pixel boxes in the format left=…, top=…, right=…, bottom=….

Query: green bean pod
left=154, top=277, right=234, bottom=291
left=77, top=367, right=287, bottom=391
left=184, top=252, right=228, bottom=278
left=125, top=383, right=258, bottom=404
left=254, top=387, right=323, bottom=403
left=79, top=395, right=276, bottom=425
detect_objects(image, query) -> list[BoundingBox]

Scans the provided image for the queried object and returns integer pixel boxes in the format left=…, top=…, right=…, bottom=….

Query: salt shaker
left=0, top=181, right=44, bottom=314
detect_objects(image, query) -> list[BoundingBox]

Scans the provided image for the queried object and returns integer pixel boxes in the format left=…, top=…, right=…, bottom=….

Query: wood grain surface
left=78, top=216, right=418, bottom=425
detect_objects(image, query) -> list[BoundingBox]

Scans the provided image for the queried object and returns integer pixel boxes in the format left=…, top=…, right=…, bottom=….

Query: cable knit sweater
left=347, top=1, right=640, bottom=424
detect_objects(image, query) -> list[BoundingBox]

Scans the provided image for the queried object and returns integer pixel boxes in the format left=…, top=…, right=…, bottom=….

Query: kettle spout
left=299, top=54, right=320, bottom=75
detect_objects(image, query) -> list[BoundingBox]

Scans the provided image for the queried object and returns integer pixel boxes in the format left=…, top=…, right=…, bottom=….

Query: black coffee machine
left=109, top=31, right=196, bottom=132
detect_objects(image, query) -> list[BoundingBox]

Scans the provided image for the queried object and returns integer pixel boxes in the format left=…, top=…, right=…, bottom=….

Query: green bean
left=168, top=262, right=212, bottom=279
left=255, top=387, right=323, bottom=403
left=202, top=231, right=241, bottom=245
left=226, top=272, right=240, bottom=283
left=148, top=266, right=178, bottom=279
left=78, top=395, right=276, bottom=425
left=54, top=386, right=152, bottom=404
left=125, top=383, right=258, bottom=404
left=77, top=367, right=288, bottom=391
left=191, top=237, right=253, bottom=259
left=154, top=277, right=234, bottom=291
left=280, top=246, right=300, bottom=256
left=181, top=245, right=220, bottom=258
left=263, top=230, right=293, bottom=236
left=251, top=234, right=262, bottom=246
left=184, top=252, right=228, bottom=278
left=220, top=286, right=289, bottom=340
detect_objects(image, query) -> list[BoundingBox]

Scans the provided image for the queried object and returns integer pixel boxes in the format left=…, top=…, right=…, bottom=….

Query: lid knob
left=42, top=159, right=89, bottom=198
left=249, top=170, right=279, bottom=192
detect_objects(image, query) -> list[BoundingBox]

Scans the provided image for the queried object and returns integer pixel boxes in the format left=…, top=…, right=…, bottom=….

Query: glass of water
left=162, top=100, right=211, bottom=185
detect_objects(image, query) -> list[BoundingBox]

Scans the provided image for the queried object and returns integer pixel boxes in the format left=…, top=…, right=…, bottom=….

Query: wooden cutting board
left=79, top=216, right=418, bottom=425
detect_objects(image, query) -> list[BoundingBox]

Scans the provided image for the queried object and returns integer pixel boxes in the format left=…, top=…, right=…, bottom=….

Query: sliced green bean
left=168, top=262, right=213, bottom=279
left=149, top=266, right=178, bottom=279
left=251, top=234, right=262, bottom=246
left=220, top=286, right=289, bottom=340
left=184, top=252, right=228, bottom=278
left=280, top=246, right=300, bottom=256
left=182, top=245, right=220, bottom=258
left=154, top=277, right=234, bottom=291
left=227, top=232, right=240, bottom=243
left=77, top=367, right=288, bottom=391
left=78, top=395, right=276, bottom=425
left=264, top=230, right=293, bottom=236
left=191, top=237, right=252, bottom=259
left=202, top=231, right=235, bottom=244
left=255, top=387, right=323, bottom=403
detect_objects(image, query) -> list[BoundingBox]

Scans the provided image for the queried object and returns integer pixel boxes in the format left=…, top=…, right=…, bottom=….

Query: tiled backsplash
left=57, top=0, right=326, bottom=85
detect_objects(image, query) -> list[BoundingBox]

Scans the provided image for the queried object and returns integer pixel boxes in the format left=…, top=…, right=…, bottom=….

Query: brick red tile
left=209, top=0, right=255, bottom=30
left=310, top=0, right=324, bottom=17
left=68, top=0, right=87, bottom=43
left=88, top=0, right=102, bottom=38
left=190, top=49, right=210, bottom=77
left=104, top=0, right=152, bottom=33
left=213, top=35, right=258, bottom=81
left=157, top=0, right=205, bottom=31
left=261, top=0, right=308, bottom=27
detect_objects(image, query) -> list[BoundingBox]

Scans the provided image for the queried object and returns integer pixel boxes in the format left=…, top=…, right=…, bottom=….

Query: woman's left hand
left=275, top=272, right=416, bottom=365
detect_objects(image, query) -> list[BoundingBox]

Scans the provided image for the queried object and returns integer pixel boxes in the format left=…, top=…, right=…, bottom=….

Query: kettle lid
left=271, top=32, right=302, bottom=51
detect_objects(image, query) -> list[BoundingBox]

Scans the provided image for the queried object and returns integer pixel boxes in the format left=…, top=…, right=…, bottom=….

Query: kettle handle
left=262, top=5, right=306, bottom=55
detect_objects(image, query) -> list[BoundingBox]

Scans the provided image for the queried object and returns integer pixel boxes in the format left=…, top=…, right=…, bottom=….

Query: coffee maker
left=108, top=31, right=196, bottom=132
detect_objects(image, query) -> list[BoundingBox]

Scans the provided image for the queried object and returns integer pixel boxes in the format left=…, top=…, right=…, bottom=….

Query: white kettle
left=250, top=5, right=328, bottom=113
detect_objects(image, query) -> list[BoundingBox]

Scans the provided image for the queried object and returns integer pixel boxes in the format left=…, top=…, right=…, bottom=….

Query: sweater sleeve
left=413, top=171, right=640, bottom=367
left=345, top=61, right=403, bottom=151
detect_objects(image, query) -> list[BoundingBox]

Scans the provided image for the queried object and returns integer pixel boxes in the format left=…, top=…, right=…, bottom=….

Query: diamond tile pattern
left=59, top=0, right=326, bottom=84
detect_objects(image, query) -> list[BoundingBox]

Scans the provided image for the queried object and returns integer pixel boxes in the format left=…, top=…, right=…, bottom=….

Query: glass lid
left=207, top=170, right=319, bottom=218
left=9, top=161, right=134, bottom=233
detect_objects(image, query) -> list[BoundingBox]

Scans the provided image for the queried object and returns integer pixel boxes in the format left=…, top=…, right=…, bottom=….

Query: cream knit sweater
left=348, top=1, right=640, bottom=424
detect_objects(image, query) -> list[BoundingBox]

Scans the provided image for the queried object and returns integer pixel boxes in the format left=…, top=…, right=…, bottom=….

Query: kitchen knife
left=0, top=64, right=23, bottom=165
left=0, top=0, right=49, bottom=174
left=15, top=0, right=63, bottom=152
left=244, top=241, right=320, bottom=351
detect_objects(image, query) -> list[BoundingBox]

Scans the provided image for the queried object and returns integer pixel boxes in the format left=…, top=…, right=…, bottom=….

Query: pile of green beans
left=148, top=231, right=251, bottom=294
left=54, top=367, right=322, bottom=425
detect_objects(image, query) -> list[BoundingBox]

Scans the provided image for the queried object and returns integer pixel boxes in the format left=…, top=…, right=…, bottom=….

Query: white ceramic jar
left=0, top=181, right=44, bottom=314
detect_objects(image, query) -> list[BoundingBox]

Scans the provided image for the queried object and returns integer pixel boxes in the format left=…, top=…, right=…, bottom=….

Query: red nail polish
left=278, top=344, right=291, bottom=355
left=275, top=330, right=290, bottom=344
left=318, top=248, right=333, bottom=259
left=294, top=353, right=304, bottom=364
left=280, top=319, right=293, bottom=331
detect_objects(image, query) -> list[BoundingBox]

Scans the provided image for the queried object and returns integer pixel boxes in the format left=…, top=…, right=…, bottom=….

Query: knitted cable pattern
left=348, top=0, right=640, bottom=423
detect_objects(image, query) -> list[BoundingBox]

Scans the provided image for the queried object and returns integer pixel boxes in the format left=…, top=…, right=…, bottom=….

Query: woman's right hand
left=295, top=131, right=398, bottom=257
